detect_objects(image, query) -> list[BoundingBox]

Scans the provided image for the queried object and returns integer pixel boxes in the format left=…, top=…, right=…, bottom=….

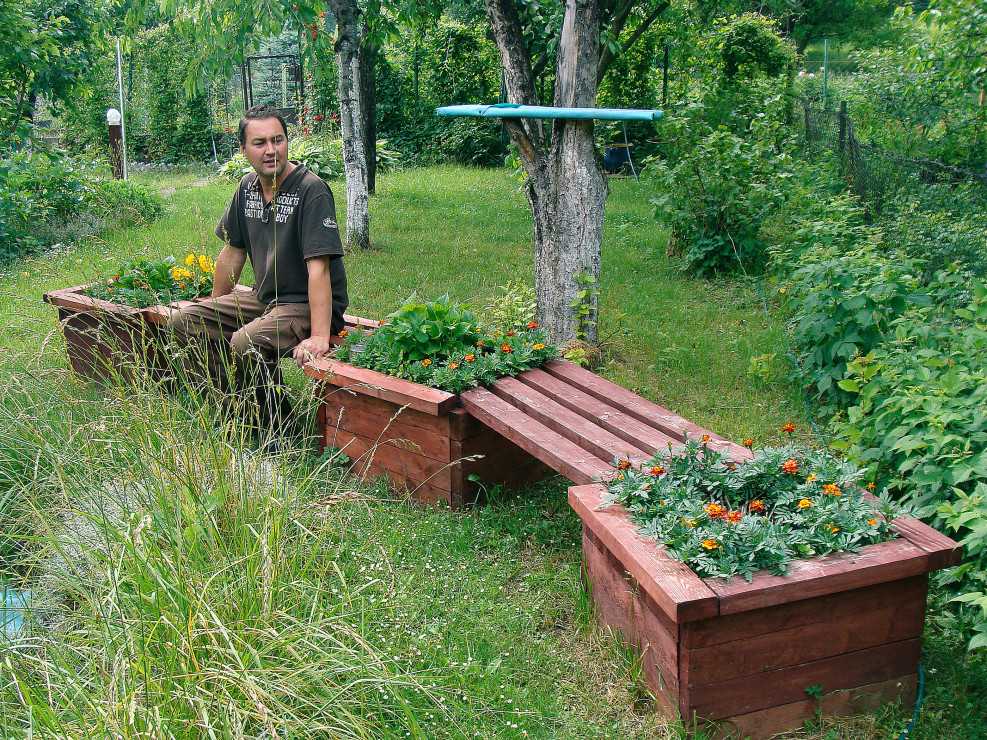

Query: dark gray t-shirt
left=216, top=164, right=348, bottom=332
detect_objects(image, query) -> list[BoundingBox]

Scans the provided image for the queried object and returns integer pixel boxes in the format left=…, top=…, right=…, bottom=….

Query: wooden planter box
left=304, top=358, right=549, bottom=509
left=43, top=284, right=174, bottom=382
left=569, top=483, right=960, bottom=739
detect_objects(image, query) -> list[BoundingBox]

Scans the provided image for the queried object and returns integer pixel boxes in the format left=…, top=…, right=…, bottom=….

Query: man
left=170, top=104, right=348, bottom=435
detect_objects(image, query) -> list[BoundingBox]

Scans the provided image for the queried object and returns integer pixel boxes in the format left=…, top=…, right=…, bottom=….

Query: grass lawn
left=0, top=165, right=982, bottom=739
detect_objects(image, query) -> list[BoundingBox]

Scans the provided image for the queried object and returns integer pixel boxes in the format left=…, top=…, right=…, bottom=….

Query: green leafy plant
left=602, top=428, right=901, bottom=582
left=570, top=269, right=599, bottom=341
left=85, top=253, right=216, bottom=308
left=334, top=295, right=558, bottom=394
left=481, top=280, right=537, bottom=333
left=937, top=484, right=987, bottom=651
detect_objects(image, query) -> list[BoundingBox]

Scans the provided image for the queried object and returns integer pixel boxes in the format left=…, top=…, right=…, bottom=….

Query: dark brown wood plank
left=306, top=358, right=458, bottom=415
left=891, top=516, right=963, bottom=570
left=683, top=575, right=928, bottom=649
left=571, top=484, right=719, bottom=624
left=706, top=538, right=934, bottom=615
left=703, top=675, right=917, bottom=740
left=321, top=396, right=453, bottom=462
left=685, top=638, right=921, bottom=721
left=488, top=375, right=654, bottom=465
left=460, top=388, right=613, bottom=484
left=683, top=591, right=926, bottom=686
left=327, top=429, right=455, bottom=491
left=516, top=367, right=680, bottom=455
left=542, top=361, right=752, bottom=462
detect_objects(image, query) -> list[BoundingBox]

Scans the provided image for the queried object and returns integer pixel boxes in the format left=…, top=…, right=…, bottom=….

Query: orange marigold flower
left=868, top=518, right=879, bottom=526
left=806, top=473, right=818, bottom=483
left=338, top=329, right=348, bottom=337
left=650, top=466, right=666, bottom=476
left=476, top=340, right=485, bottom=347
left=533, top=343, right=546, bottom=350
left=749, top=499, right=766, bottom=514
left=501, top=343, right=512, bottom=353
left=506, top=330, right=516, bottom=337
left=700, top=434, right=712, bottom=444
left=781, top=422, right=796, bottom=434
left=617, top=460, right=632, bottom=470
left=797, top=498, right=813, bottom=509
left=823, top=483, right=842, bottom=497
left=527, top=321, right=539, bottom=329
left=727, top=510, right=743, bottom=524
left=824, top=523, right=840, bottom=533
left=464, top=354, right=476, bottom=362
left=701, top=539, right=719, bottom=550
left=781, top=459, right=799, bottom=474
left=421, top=358, right=432, bottom=367
left=742, top=438, right=755, bottom=448
left=866, top=482, right=876, bottom=491
left=449, top=363, right=459, bottom=370
left=616, top=474, right=624, bottom=480
left=704, top=503, right=726, bottom=519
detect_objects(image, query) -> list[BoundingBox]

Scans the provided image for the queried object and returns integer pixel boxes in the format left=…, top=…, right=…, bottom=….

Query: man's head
left=239, top=105, right=291, bottom=183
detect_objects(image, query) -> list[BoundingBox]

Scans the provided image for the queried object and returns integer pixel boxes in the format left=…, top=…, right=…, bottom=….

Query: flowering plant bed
left=83, top=252, right=216, bottom=308
left=572, top=451, right=959, bottom=737
left=602, top=431, right=904, bottom=582
left=333, top=294, right=558, bottom=393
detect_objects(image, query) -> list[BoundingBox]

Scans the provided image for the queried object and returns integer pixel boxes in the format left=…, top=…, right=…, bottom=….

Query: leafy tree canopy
left=901, top=0, right=987, bottom=97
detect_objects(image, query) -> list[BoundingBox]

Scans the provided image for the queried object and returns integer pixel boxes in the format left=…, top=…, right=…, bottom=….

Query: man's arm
left=212, top=244, right=247, bottom=297
left=292, top=254, right=334, bottom=368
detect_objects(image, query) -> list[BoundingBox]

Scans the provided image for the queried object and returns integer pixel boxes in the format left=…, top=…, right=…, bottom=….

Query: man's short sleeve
left=299, top=179, right=344, bottom=259
left=215, top=178, right=246, bottom=248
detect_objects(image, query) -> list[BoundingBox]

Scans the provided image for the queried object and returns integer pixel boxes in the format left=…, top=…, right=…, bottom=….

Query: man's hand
left=292, top=334, right=333, bottom=368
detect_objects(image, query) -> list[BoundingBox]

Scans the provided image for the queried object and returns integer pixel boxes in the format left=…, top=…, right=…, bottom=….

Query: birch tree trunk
left=329, top=0, right=370, bottom=249
left=485, top=0, right=607, bottom=343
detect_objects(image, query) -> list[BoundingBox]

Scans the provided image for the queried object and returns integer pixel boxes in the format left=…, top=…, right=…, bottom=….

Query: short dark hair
left=238, top=104, right=289, bottom=148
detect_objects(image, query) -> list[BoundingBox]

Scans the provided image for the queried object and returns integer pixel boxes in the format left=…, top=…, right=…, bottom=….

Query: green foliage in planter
left=334, top=295, right=558, bottom=394
left=85, top=253, right=216, bottom=308
left=602, top=432, right=901, bottom=582
left=650, top=128, right=794, bottom=276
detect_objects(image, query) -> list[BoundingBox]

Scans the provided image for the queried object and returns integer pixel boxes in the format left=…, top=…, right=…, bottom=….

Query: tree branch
left=597, top=0, right=669, bottom=83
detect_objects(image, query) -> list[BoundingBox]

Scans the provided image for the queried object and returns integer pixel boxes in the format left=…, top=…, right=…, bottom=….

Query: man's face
left=241, top=118, right=289, bottom=182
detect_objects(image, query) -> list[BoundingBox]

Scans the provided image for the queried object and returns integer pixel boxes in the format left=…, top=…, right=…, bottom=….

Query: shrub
left=650, top=128, right=794, bottom=276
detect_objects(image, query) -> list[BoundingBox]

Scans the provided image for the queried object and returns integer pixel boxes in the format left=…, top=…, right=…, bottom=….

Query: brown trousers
left=167, top=288, right=311, bottom=427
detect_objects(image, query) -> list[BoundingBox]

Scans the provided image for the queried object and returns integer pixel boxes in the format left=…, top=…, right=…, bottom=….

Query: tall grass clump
left=0, top=362, right=452, bottom=738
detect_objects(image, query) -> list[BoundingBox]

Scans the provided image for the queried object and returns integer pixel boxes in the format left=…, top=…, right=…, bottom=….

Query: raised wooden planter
left=570, top=483, right=960, bottom=739
left=304, top=358, right=549, bottom=508
left=43, top=284, right=173, bottom=382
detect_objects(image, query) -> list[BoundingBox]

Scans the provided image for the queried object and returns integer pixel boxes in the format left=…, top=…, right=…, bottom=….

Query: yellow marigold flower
left=171, top=266, right=183, bottom=280
left=868, top=518, right=879, bottom=526
left=823, top=483, right=842, bottom=497
left=421, top=358, right=432, bottom=367
left=185, top=253, right=196, bottom=266
left=533, top=343, right=545, bottom=350
left=700, top=434, right=712, bottom=444
left=616, top=474, right=624, bottom=480
left=701, top=539, right=719, bottom=550
left=866, top=482, right=877, bottom=491
left=797, top=498, right=813, bottom=509
left=198, top=255, right=214, bottom=273
left=806, top=473, right=818, bottom=483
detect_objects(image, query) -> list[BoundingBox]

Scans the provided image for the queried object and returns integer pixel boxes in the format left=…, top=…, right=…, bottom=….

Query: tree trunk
left=485, top=0, right=607, bottom=344
left=329, top=0, right=371, bottom=249
left=359, top=37, right=378, bottom=194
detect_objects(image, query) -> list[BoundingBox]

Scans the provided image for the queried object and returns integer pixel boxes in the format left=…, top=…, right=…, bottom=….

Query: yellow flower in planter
left=701, top=539, right=719, bottom=550
left=797, top=498, right=813, bottom=509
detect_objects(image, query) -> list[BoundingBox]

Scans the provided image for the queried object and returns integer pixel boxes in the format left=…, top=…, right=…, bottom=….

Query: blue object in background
left=604, top=144, right=635, bottom=173
left=1, top=586, right=32, bottom=639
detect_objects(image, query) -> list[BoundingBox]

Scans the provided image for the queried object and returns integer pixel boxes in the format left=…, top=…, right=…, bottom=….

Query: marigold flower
left=867, top=518, right=879, bottom=526
left=421, top=358, right=432, bottom=367
left=338, top=330, right=348, bottom=338
left=616, top=474, right=624, bottom=480
left=449, top=363, right=459, bottom=370
left=185, top=254, right=196, bottom=266
left=727, top=510, right=743, bottom=524
left=781, top=422, right=796, bottom=434
left=616, top=460, right=632, bottom=470
left=465, top=354, right=476, bottom=362
left=823, top=483, right=842, bottom=497
left=682, top=518, right=698, bottom=527
left=824, top=523, right=840, bottom=533
left=527, top=321, right=539, bottom=329
left=749, top=499, right=766, bottom=514
left=700, top=434, right=711, bottom=444
left=476, top=340, right=485, bottom=347
left=650, top=466, right=666, bottom=476
left=198, top=254, right=212, bottom=273
left=501, top=343, right=512, bottom=353
left=806, top=473, right=818, bottom=483
left=179, top=282, right=186, bottom=289
left=866, top=482, right=877, bottom=491
left=742, top=437, right=755, bottom=448
left=781, top=459, right=799, bottom=474
left=533, top=343, right=545, bottom=350
left=701, top=539, right=719, bottom=550
left=506, top=330, right=516, bottom=337
left=704, top=503, right=726, bottom=519
left=797, top=498, right=813, bottom=509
